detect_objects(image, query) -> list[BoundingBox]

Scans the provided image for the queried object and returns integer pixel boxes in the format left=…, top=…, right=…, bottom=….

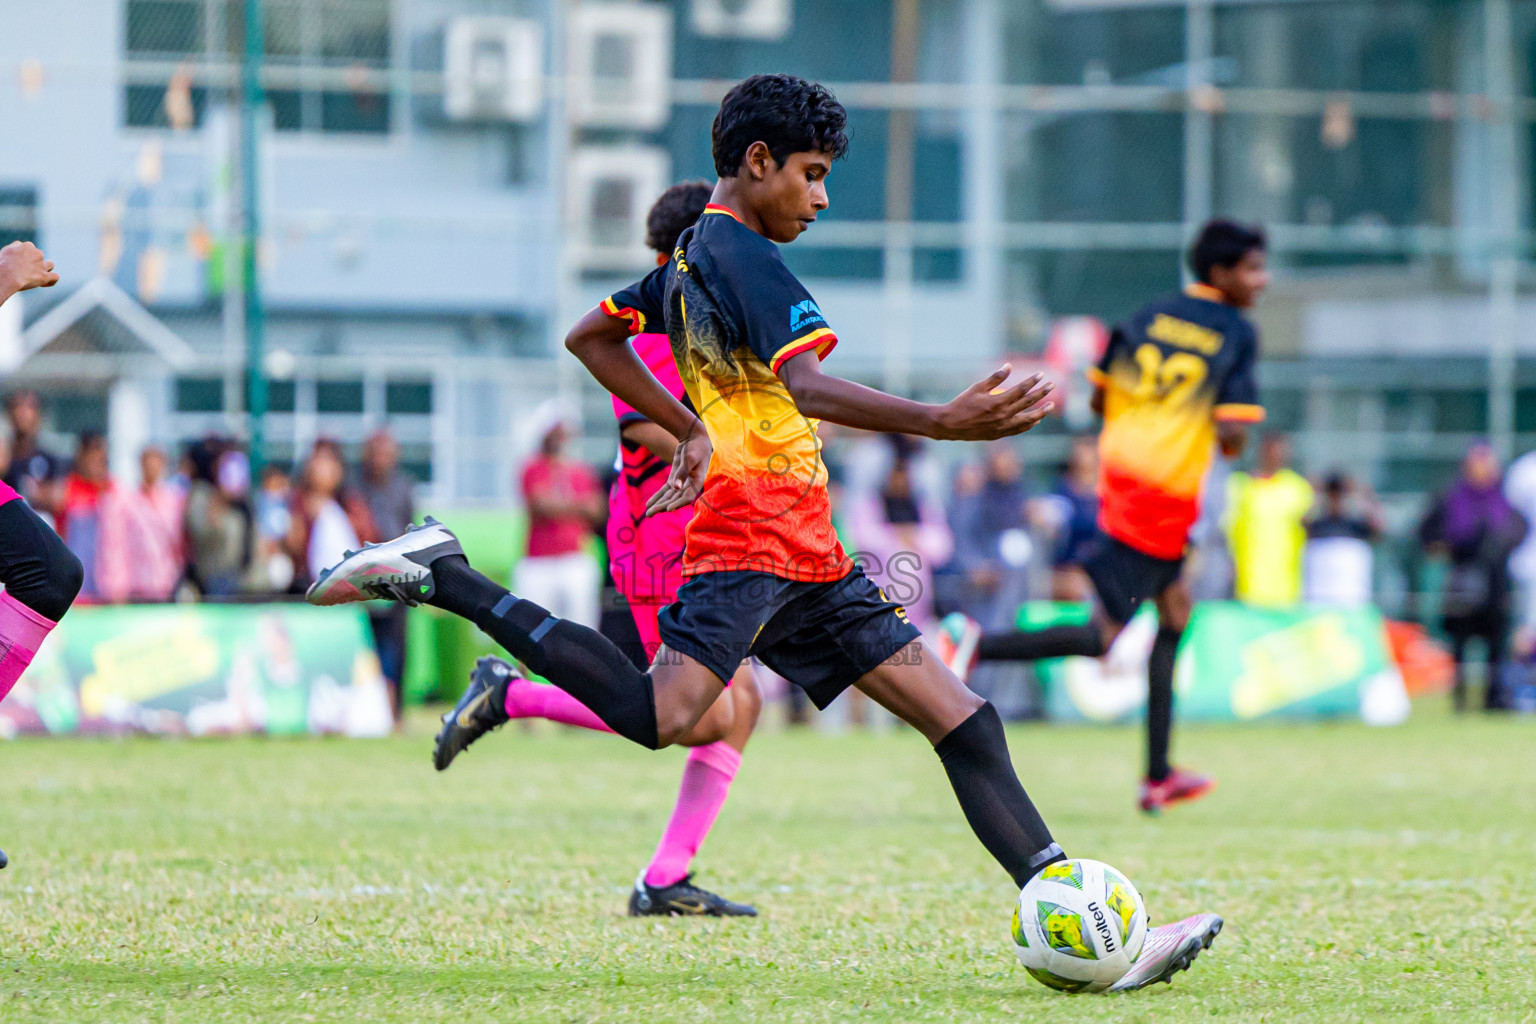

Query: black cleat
left=432, top=656, right=515, bottom=771
left=627, top=872, right=757, bottom=918
left=0, top=848, right=7, bottom=869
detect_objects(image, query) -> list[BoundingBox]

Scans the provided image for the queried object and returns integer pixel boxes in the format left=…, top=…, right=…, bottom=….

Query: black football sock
left=1145, top=626, right=1181, bottom=782
left=935, top=702, right=1066, bottom=887
left=976, top=624, right=1107, bottom=663
left=428, top=555, right=659, bottom=748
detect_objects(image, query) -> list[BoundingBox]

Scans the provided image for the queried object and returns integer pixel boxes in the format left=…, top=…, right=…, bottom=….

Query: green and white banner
left=1022, top=601, right=1408, bottom=724
left=0, top=604, right=392, bottom=738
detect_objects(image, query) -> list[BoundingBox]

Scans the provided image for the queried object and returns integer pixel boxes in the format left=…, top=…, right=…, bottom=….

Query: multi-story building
left=2, top=0, right=1535, bottom=505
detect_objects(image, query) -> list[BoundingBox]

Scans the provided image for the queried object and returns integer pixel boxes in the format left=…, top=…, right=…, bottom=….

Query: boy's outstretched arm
left=776, top=350, right=1055, bottom=441
left=565, top=307, right=712, bottom=513
left=565, top=307, right=700, bottom=441
left=0, top=240, right=59, bottom=308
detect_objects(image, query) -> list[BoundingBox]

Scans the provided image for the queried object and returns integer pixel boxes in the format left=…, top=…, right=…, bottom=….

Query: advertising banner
left=1023, top=601, right=1407, bottom=724
left=0, top=604, right=392, bottom=739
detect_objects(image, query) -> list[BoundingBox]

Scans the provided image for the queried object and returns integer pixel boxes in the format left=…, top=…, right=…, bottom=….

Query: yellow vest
left=1226, top=469, right=1314, bottom=607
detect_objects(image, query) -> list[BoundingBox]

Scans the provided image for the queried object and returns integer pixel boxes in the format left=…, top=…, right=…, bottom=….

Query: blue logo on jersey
left=790, top=300, right=826, bottom=332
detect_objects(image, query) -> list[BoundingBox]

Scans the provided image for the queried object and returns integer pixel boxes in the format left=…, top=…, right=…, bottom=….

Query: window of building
left=316, top=379, right=365, bottom=414
left=0, top=187, right=38, bottom=250
left=123, top=0, right=391, bottom=134
left=175, top=376, right=224, bottom=413
left=385, top=381, right=432, bottom=415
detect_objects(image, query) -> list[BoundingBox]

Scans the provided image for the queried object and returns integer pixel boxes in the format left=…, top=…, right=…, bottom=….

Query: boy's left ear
left=745, top=140, right=771, bottom=181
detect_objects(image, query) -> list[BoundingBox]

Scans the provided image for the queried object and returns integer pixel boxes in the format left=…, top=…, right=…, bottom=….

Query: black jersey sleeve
left=1088, top=325, right=1128, bottom=387
left=1213, top=320, right=1264, bottom=422
left=600, top=265, right=668, bottom=336
left=715, top=245, right=839, bottom=374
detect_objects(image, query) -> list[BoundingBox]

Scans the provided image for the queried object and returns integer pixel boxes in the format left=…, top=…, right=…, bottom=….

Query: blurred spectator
left=2, top=390, right=65, bottom=520
left=1303, top=472, right=1383, bottom=607
left=59, top=433, right=112, bottom=601
left=97, top=446, right=185, bottom=603
left=947, top=443, right=1032, bottom=627
left=183, top=437, right=254, bottom=597
left=288, top=439, right=377, bottom=591
left=253, top=464, right=295, bottom=593
left=517, top=420, right=602, bottom=628
left=359, top=429, right=414, bottom=723
left=1226, top=434, right=1314, bottom=607
left=359, top=430, right=414, bottom=539
left=1502, top=446, right=1536, bottom=631
left=846, top=434, right=952, bottom=630
left=1032, top=435, right=1099, bottom=602
left=1419, top=442, right=1528, bottom=712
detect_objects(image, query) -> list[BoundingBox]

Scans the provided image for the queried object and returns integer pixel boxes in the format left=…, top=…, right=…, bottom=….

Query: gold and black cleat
left=627, top=872, right=757, bottom=918
left=432, top=656, right=515, bottom=771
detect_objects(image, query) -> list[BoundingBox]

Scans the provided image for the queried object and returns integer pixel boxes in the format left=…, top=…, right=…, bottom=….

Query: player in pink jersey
left=0, top=241, right=85, bottom=870
left=433, top=183, right=763, bottom=916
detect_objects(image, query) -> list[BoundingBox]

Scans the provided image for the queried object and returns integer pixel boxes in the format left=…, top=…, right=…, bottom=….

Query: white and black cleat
left=1108, top=913, right=1222, bottom=992
left=305, top=517, right=463, bottom=607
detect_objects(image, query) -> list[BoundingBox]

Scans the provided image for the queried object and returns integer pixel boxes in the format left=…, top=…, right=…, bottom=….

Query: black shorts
left=1082, top=535, right=1185, bottom=625
left=656, top=566, right=922, bottom=710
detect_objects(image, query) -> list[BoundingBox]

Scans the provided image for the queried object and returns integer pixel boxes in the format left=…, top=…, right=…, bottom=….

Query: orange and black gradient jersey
left=1089, top=282, right=1265, bottom=560
left=600, top=204, right=849, bottom=583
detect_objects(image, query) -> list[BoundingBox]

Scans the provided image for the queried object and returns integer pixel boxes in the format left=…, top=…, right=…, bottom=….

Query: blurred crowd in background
left=7, top=386, right=1536, bottom=720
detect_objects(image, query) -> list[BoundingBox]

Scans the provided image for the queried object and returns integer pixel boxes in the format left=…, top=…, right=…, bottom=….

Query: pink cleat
left=1138, top=767, right=1215, bottom=815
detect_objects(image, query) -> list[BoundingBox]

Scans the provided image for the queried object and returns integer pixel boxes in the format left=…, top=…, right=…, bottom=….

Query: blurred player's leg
left=1139, top=582, right=1212, bottom=814
left=631, top=663, right=760, bottom=917
left=0, top=491, right=84, bottom=703
left=935, top=612, right=1111, bottom=682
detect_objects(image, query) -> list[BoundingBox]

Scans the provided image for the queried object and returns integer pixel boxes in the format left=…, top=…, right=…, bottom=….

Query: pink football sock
left=503, top=677, right=615, bottom=734
left=0, top=590, right=57, bottom=704
left=644, top=741, right=743, bottom=888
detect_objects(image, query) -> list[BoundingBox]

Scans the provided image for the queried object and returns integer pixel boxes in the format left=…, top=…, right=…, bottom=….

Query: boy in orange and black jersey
left=940, top=220, right=1269, bottom=815
left=310, top=76, right=1223, bottom=989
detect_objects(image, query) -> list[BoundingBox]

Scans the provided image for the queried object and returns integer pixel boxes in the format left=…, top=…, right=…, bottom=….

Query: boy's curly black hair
left=711, top=74, right=850, bottom=178
left=645, top=180, right=714, bottom=254
left=1189, top=219, right=1267, bottom=284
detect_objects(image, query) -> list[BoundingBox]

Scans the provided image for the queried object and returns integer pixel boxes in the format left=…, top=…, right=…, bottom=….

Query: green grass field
left=1, top=699, right=1532, bottom=1022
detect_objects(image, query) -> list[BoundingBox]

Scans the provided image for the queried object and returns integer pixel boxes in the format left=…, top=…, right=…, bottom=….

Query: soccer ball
left=1010, top=858, right=1147, bottom=994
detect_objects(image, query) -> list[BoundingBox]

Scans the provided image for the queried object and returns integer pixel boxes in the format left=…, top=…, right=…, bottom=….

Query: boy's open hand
left=646, top=424, right=713, bottom=517
left=932, top=365, right=1055, bottom=441
left=0, top=241, right=59, bottom=299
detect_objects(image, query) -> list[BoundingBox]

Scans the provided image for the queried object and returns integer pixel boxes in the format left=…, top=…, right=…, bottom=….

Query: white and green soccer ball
left=1010, top=858, right=1147, bottom=993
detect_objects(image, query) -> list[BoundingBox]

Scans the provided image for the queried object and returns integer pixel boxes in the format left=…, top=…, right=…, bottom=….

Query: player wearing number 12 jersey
left=938, top=220, right=1269, bottom=816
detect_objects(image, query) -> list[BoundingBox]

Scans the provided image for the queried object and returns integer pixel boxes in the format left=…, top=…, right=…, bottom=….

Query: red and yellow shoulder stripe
left=1214, top=403, right=1265, bottom=423
left=770, top=328, right=838, bottom=372
left=1184, top=282, right=1226, bottom=303
left=702, top=203, right=743, bottom=223
left=600, top=296, right=646, bottom=335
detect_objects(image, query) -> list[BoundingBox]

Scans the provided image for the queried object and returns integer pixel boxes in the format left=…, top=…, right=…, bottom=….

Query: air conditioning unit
left=568, top=3, right=672, bottom=130
left=691, top=0, right=792, bottom=40
left=444, top=17, right=544, bottom=123
left=569, top=146, right=670, bottom=272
